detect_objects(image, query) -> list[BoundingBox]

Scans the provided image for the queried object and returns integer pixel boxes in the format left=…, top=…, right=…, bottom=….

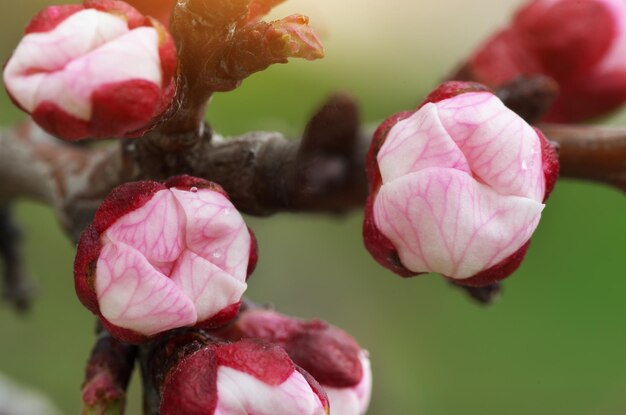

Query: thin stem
left=81, top=330, right=137, bottom=415
left=0, top=204, right=35, bottom=313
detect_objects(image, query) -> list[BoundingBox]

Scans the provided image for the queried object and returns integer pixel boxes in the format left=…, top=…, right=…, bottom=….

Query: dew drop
left=190, top=187, right=198, bottom=193
left=521, top=160, right=529, bottom=171
left=223, top=208, right=231, bottom=216
left=212, top=249, right=224, bottom=259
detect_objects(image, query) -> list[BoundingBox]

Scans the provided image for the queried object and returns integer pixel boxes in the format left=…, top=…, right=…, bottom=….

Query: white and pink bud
left=364, top=81, right=559, bottom=287
left=74, top=176, right=258, bottom=344
left=464, top=0, right=626, bottom=122
left=217, top=308, right=372, bottom=415
left=152, top=333, right=329, bottom=415
left=3, top=0, right=177, bottom=141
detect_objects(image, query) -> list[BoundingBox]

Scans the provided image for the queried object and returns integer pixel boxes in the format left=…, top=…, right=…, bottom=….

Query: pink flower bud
left=74, top=176, right=258, bottom=344
left=217, top=308, right=372, bottom=415
left=364, top=82, right=559, bottom=287
left=465, top=0, right=626, bottom=122
left=3, top=0, right=177, bottom=140
left=153, top=334, right=329, bottom=415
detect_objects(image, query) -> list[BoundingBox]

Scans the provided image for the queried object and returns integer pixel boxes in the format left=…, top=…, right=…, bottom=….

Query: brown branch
left=539, top=123, right=626, bottom=192
left=494, top=75, right=559, bottom=125
left=0, top=204, right=36, bottom=313
left=121, top=93, right=366, bottom=216
left=180, top=93, right=367, bottom=215
left=0, top=122, right=136, bottom=241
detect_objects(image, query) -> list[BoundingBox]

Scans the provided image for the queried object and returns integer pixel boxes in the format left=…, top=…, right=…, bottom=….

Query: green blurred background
left=1, top=1, right=625, bottom=414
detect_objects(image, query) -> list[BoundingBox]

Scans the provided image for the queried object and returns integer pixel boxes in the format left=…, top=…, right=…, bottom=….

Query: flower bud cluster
left=74, top=175, right=371, bottom=414
left=217, top=308, right=372, bottom=415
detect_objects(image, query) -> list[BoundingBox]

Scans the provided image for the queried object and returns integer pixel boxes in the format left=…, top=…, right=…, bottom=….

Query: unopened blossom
left=3, top=0, right=177, bottom=140
left=463, top=0, right=626, bottom=122
left=364, top=82, right=559, bottom=287
left=217, top=308, right=372, bottom=415
left=74, top=176, right=257, bottom=344
left=150, top=332, right=329, bottom=415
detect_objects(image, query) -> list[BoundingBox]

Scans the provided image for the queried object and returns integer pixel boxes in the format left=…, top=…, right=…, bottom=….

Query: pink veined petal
left=435, top=92, right=545, bottom=202
left=377, top=103, right=470, bottom=183
left=171, top=188, right=251, bottom=282
left=169, top=250, right=247, bottom=323
left=214, top=369, right=327, bottom=415
left=96, top=241, right=196, bottom=336
left=105, top=189, right=185, bottom=264
left=3, top=9, right=162, bottom=120
left=4, top=9, right=127, bottom=112
left=41, top=26, right=161, bottom=119
left=324, top=352, right=372, bottom=415
left=374, top=168, right=544, bottom=279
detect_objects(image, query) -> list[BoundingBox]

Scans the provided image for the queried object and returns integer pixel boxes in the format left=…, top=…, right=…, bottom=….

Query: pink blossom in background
left=159, top=338, right=329, bottom=415
left=74, top=176, right=258, bottom=344
left=465, top=0, right=626, bottom=122
left=364, top=81, right=559, bottom=287
left=217, top=308, right=372, bottom=415
left=3, top=0, right=177, bottom=140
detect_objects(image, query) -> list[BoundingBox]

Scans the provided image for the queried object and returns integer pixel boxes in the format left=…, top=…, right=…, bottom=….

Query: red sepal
left=363, top=195, right=417, bottom=278
left=25, top=5, right=84, bottom=34
left=286, top=322, right=362, bottom=388
left=83, top=0, right=148, bottom=29
left=91, top=80, right=162, bottom=138
left=196, top=302, right=242, bottom=332
left=32, top=101, right=90, bottom=141
left=420, top=81, right=492, bottom=107
left=536, top=128, right=560, bottom=202
left=446, top=240, right=531, bottom=287
left=100, top=317, right=150, bottom=345
left=365, top=111, right=414, bottom=192
left=247, top=229, right=259, bottom=279
left=215, top=340, right=295, bottom=385
left=92, top=180, right=165, bottom=233
left=160, top=347, right=219, bottom=415
left=73, top=225, right=101, bottom=314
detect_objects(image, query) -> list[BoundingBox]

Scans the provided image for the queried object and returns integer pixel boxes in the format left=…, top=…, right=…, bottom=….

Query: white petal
left=169, top=250, right=247, bottom=322
left=435, top=92, right=545, bottom=202
left=374, top=168, right=544, bottom=279
left=96, top=241, right=196, bottom=335
left=105, top=190, right=185, bottom=264
left=171, top=188, right=251, bottom=282
left=325, top=352, right=372, bottom=415
left=214, top=369, right=327, bottom=415
left=377, top=103, right=470, bottom=183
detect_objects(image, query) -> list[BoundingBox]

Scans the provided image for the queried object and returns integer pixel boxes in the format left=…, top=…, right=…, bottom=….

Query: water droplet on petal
left=190, top=187, right=198, bottom=193
left=521, top=160, right=528, bottom=171
left=212, top=249, right=224, bottom=259
left=223, top=208, right=231, bottom=216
